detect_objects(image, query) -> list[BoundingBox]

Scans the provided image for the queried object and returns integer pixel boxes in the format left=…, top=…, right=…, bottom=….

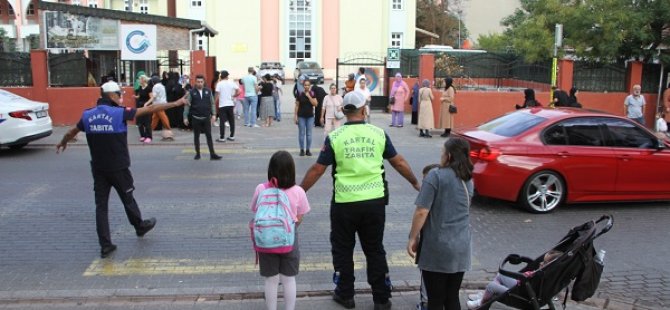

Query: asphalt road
left=0, top=91, right=668, bottom=309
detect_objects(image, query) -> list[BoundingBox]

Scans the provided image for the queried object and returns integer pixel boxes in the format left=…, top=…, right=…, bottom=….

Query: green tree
left=477, top=0, right=670, bottom=64
left=416, top=0, right=469, bottom=48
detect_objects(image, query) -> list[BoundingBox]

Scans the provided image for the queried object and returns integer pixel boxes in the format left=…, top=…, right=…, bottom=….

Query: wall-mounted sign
left=120, top=25, right=157, bottom=60
left=44, top=11, right=119, bottom=50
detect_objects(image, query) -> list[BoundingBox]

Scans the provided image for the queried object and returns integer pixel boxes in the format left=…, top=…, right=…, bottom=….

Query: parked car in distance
left=294, top=61, right=324, bottom=85
left=0, top=89, right=52, bottom=150
left=455, top=108, right=670, bottom=213
left=257, top=61, right=285, bottom=81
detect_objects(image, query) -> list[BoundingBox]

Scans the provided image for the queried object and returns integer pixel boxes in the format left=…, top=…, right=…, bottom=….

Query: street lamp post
left=457, top=10, right=462, bottom=49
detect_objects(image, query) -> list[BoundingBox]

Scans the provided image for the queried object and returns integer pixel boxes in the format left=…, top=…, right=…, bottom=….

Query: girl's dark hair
left=444, top=76, right=454, bottom=91
left=443, top=137, right=473, bottom=181
left=268, top=150, right=296, bottom=189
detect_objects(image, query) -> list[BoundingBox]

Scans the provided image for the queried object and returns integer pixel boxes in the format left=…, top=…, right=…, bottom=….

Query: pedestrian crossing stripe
left=83, top=251, right=480, bottom=276
left=82, top=251, right=414, bottom=276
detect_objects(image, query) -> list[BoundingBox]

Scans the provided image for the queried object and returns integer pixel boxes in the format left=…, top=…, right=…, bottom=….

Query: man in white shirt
left=624, top=84, right=646, bottom=125
left=215, top=70, right=240, bottom=142
left=148, top=75, right=174, bottom=140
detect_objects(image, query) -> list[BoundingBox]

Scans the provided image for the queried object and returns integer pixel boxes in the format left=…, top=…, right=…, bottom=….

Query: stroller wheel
left=520, top=170, right=565, bottom=213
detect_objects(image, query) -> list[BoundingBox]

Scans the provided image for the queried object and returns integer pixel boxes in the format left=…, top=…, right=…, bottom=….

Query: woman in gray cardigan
left=408, top=137, right=474, bottom=310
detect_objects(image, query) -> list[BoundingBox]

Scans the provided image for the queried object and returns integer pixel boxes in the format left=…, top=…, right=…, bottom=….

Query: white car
left=0, top=90, right=52, bottom=149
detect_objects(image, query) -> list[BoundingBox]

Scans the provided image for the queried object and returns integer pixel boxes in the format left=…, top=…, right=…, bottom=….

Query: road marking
left=84, top=251, right=415, bottom=276
left=180, top=148, right=302, bottom=155
left=84, top=251, right=481, bottom=276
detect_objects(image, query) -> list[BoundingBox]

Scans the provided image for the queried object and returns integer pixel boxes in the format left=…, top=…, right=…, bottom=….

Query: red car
left=455, top=108, right=670, bottom=213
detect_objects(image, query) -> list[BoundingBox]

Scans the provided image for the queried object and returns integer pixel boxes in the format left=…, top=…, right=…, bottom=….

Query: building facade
left=175, top=0, right=416, bottom=79
left=10, top=0, right=415, bottom=79
left=460, top=0, right=520, bottom=44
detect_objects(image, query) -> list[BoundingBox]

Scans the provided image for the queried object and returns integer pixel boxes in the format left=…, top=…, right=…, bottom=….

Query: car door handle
left=557, top=151, right=569, bottom=157
left=617, top=155, right=631, bottom=161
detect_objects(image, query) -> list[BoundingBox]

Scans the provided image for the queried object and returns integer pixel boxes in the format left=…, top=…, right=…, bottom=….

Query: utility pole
left=550, top=23, right=562, bottom=107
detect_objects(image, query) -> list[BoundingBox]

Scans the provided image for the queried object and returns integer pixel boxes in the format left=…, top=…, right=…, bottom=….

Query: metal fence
left=49, top=51, right=87, bottom=87
left=0, top=52, right=32, bottom=86
left=433, top=52, right=551, bottom=91
left=573, top=61, right=626, bottom=92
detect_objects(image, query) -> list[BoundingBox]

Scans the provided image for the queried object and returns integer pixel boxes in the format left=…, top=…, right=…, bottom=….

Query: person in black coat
left=568, top=87, right=582, bottom=108
left=552, top=87, right=570, bottom=107
left=515, top=88, right=542, bottom=109
left=312, top=84, right=327, bottom=127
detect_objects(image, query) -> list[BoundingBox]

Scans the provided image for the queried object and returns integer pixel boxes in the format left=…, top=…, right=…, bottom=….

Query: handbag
left=449, top=105, right=458, bottom=114
left=335, top=111, right=345, bottom=120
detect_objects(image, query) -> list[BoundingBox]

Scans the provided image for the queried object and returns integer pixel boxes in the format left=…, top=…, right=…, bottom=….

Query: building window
left=8, top=4, right=14, bottom=16
left=71, top=0, right=81, bottom=5
left=191, top=0, right=202, bottom=7
left=139, top=0, right=149, bottom=14
left=391, top=32, right=403, bottom=48
left=288, top=0, right=312, bottom=62
left=197, top=34, right=204, bottom=51
left=89, top=3, right=98, bottom=8
left=124, top=0, right=131, bottom=11
left=27, top=3, right=35, bottom=15
left=392, top=0, right=403, bottom=10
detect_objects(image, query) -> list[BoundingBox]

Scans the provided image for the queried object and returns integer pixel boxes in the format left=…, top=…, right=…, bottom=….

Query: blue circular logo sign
left=125, top=30, right=151, bottom=54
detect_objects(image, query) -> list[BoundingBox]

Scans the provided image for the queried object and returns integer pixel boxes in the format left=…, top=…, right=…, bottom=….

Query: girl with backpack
left=250, top=150, right=311, bottom=310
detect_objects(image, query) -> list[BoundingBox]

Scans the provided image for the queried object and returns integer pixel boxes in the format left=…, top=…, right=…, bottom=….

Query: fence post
left=419, top=53, right=439, bottom=127
left=190, top=50, right=207, bottom=83
left=558, top=58, right=574, bottom=91
left=30, top=50, right=49, bottom=102
left=625, top=60, right=643, bottom=92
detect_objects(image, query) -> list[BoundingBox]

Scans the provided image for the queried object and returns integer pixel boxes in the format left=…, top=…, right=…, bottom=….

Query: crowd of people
left=56, top=68, right=670, bottom=310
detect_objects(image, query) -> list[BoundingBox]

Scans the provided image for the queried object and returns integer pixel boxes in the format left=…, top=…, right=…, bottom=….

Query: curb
left=0, top=282, right=633, bottom=309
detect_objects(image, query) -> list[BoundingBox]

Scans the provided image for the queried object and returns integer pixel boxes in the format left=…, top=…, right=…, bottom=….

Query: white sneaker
left=468, top=292, right=484, bottom=301
left=215, top=138, right=226, bottom=143
left=466, top=299, right=482, bottom=310
left=225, top=121, right=230, bottom=127
left=253, top=124, right=260, bottom=128
left=213, top=122, right=219, bottom=127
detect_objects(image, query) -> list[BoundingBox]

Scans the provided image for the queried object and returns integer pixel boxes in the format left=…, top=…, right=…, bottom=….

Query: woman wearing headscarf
left=418, top=79, right=434, bottom=138
left=390, top=72, right=410, bottom=127
left=411, top=81, right=420, bottom=125
left=568, top=87, right=582, bottom=108
left=515, top=88, right=542, bottom=109
left=439, top=77, right=456, bottom=137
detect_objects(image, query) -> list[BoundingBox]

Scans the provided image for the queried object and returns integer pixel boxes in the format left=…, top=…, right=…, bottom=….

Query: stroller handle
left=498, top=254, right=535, bottom=280
left=595, top=214, right=613, bottom=238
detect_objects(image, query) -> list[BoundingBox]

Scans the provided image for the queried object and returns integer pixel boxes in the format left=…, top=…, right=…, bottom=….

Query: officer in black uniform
left=56, top=81, right=187, bottom=258
left=183, top=75, right=222, bottom=160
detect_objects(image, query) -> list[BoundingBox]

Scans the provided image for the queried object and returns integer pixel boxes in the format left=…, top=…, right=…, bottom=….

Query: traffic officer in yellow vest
left=301, top=91, right=420, bottom=310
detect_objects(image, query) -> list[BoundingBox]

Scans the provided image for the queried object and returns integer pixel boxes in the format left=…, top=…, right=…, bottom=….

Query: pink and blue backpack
left=250, top=181, right=295, bottom=254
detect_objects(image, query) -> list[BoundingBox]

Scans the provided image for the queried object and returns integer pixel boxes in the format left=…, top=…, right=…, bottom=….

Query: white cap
left=101, top=81, right=121, bottom=93
left=342, top=91, right=366, bottom=110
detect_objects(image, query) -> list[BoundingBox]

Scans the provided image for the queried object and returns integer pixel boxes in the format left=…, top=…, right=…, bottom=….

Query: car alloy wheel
left=520, top=170, right=565, bottom=213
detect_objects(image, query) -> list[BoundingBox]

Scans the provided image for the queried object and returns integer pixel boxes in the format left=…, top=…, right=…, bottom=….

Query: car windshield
left=478, top=111, right=547, bottom=137
left=299, top=62, right=319, bottom=69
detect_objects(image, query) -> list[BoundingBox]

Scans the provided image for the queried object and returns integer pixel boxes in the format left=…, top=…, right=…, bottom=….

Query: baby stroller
left=476, top=215, right=613, bottom=310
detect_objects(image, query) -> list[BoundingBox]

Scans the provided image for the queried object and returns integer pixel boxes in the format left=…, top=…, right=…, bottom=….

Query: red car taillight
left=470, top=147, right=501, bottom=161
left=9, top=110, right=32, bottom=121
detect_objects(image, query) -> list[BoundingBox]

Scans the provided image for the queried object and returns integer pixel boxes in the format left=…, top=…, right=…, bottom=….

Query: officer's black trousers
left=92, top=168, right=143, bottom=247
left=191, top=116, right=216, bottom=156
left=330, top=202, right=391, bottom=303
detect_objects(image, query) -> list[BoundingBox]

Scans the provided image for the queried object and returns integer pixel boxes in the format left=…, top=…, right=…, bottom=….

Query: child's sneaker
left=466, top=298, right=482, bottom=309
left=139, top=137, right=146, bottom=142
left=143, top=138, right=152, bottom=144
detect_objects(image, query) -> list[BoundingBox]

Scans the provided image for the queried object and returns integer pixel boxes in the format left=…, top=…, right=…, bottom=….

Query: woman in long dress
left=417, top=79, right=434, bottom=138
left=439, top=76, right=455, bottom=137
left=390, top=72, right=410, bottom=127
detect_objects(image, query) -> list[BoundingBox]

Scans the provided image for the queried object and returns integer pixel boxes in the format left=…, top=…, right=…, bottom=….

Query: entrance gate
left=335, top=54, right=389, bottom=110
